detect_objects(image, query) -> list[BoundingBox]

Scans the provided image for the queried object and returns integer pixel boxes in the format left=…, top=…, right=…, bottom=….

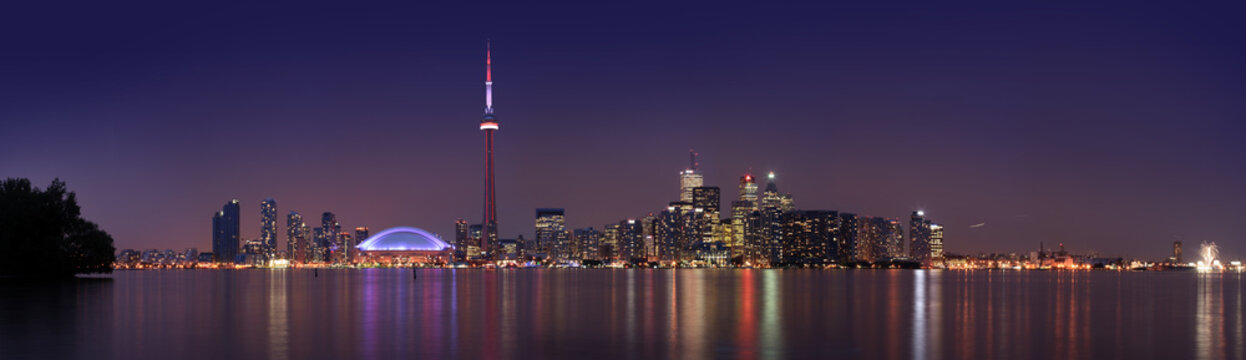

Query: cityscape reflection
left=2, top=270, right=1243, bottom=359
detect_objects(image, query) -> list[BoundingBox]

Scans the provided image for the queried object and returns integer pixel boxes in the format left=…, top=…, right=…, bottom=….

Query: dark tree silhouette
left=0, top=178, right=115, bottom=277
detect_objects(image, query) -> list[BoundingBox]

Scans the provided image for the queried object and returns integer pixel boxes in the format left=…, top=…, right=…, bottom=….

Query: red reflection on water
left=737, top=270, right=757, bottom=360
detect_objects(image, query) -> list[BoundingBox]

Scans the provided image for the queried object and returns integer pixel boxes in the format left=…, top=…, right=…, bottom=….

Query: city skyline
left=3, top=2, right=1244, bottom=259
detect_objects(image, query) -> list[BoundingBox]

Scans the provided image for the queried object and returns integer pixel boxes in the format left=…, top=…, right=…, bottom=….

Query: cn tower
left=479, top=41, right=499, bottom=259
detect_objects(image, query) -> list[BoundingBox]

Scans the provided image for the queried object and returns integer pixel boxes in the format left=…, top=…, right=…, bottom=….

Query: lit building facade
left=260, top=198, right=277, bottom=258
left=535, top=208, right=568, bottom=261
left=286, top=211, right=310, bottom=263
left=454, top=219, right=469, bottom=261
left=692, top=186, right=721, bottom=251
left=679, top=150, right=704, bottom=203
left=321, top=212, right=340, bottom=263
left=619, top=219, right=645, bottom=263
left=574, top=227, right=601, bottom=261
left=909, top=211, right=932, bottom=265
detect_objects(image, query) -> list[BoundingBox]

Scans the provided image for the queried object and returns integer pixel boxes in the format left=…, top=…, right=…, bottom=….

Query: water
left=2, top=269, right=1243, bottom=359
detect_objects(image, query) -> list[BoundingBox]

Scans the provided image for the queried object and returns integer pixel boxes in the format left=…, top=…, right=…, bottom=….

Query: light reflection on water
left=0, top=270, right=1243, bottom=359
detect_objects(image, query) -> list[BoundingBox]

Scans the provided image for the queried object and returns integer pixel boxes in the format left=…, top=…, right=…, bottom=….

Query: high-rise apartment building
left=259, top=198, right=277, bottom=258
left=286, top=211, right=310, bottom=263
left=211, top=199, right=240, bottom=263
left=909, top=211, right=932, bottom=264
left=321, top=212, right=340, bottom=262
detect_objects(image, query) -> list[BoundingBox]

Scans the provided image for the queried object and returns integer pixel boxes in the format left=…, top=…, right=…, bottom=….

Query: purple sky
left=2, top=1, right=1244, bottom=259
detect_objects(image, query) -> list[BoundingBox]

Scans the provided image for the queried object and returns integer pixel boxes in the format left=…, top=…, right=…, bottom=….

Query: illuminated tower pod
left=480, top=41, right=500, bottom=259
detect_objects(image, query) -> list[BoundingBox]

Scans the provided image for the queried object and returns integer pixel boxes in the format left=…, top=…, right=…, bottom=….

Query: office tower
left=535, top=208, right=567, bottom=261
left=1173, top=241, right=1183, bottom=263
left=738, top=173, right=758, bottom=204
left=211, top=199, right=240, bottom=263
left=728, top=172, right=757, bottom=251
left=759, top=172, right=790, bottom=265
left=619, top=219, right=644, bottom=263
left=574, top=227, right=601, bottom=261
left=640, top=214, right=657, bottom=261
left=909, top=211, right=932, bottom=264
left=339, top=232, right=354, bottom=264
left=602, top=224, right=621, bottom=261
left=353, top=227, right=369, bottom=263
left=479, top=42, right=501, bottom=259
left=355, top=227, right=369, bottom=245
left=468, top=224, right=483, bottom=259
left=782, top=210, right=837, bottom=266
left=929, top=223, right=943, bottom=261
left=692, top=186, right=721, bottom=251
left=837, top=213, right=858, bottom=264
left=287, top=211, right=310, bottom=263
left=311, top=228, right=325, bottom=262
left=259, top=198, right=277, bottom=259
left=664, top=201, right=698, bottom=262
left=321, top=212, right=340, bottom=262
left=679, top=150, right=704, bottom=203
left=742, top=210, right=765, bottom=265
left=454, top=219, right=469, bottom=261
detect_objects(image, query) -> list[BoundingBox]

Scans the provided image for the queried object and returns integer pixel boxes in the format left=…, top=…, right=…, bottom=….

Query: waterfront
left=3, top=270, right=1243, bottom=360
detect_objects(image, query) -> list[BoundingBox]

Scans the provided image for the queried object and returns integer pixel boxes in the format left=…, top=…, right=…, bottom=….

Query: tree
left=0, top=178, right=115, bottom=277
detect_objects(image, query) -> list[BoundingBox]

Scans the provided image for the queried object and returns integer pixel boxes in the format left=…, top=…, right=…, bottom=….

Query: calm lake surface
left=2, top=269, right=1243, bottom=359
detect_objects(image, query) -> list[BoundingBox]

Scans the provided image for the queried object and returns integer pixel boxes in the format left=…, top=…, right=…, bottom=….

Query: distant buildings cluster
left=196, top=198, right=370, bottom=267
left=453, top=151, right=947, bottom=268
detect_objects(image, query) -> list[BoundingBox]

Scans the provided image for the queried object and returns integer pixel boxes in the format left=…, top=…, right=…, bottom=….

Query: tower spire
left=485, top=40, right=493, bottom=114
left=689, top=149, right=698, bottom=171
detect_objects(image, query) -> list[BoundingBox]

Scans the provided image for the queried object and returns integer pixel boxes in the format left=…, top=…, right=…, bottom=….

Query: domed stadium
left=355, top=227, right=453, bottom=265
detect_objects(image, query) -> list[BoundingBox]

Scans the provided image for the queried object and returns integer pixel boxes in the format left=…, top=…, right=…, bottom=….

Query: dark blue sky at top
left=2, top=1, right=1243, bottom=259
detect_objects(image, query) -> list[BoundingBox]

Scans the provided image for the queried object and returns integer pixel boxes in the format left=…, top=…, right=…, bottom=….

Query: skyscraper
left=929, top=223, right=944, bottom=261
left=574, top=227, right=601, bottom=261
left=260, top=198, right=277, bottom=258
left=857, top=216, right=901, bottom=263
left=738, top=173, right=758, bottom=204
left=353, top=227, right=369, bottom=263
left=212, top=200, right=240, bottom=263
left=887, top=219, right=905, bottom=258
left=454, top=219, right=469, bottom=261
left=679, top=150, right=704, bottom=203
left=692, top=186, right=721, bottom=252
left=321, top=212, right=340, bottom=263
left=759, top=172, right=791, bottom=265
left=535, top=208, right=567, bottom=260
left=837, top=213, right=858, bottom=264
left=731, top=173, right=757, bottom=249
left=286, top=211, right=309, bottom=263
left=340, top=231, right=354, bottom=264
left=602, top=223, right=621, bottom=261
left=619, top=219, right=644, bottom=263
left=782, top=210, right=837, bottom=266
left=479, top=41, right=500, bottom=260
left=909, top=211, right=932, bottom=265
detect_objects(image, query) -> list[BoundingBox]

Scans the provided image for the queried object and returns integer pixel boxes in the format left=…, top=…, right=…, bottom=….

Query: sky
left=2, top=1, right=1244, bottom=259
